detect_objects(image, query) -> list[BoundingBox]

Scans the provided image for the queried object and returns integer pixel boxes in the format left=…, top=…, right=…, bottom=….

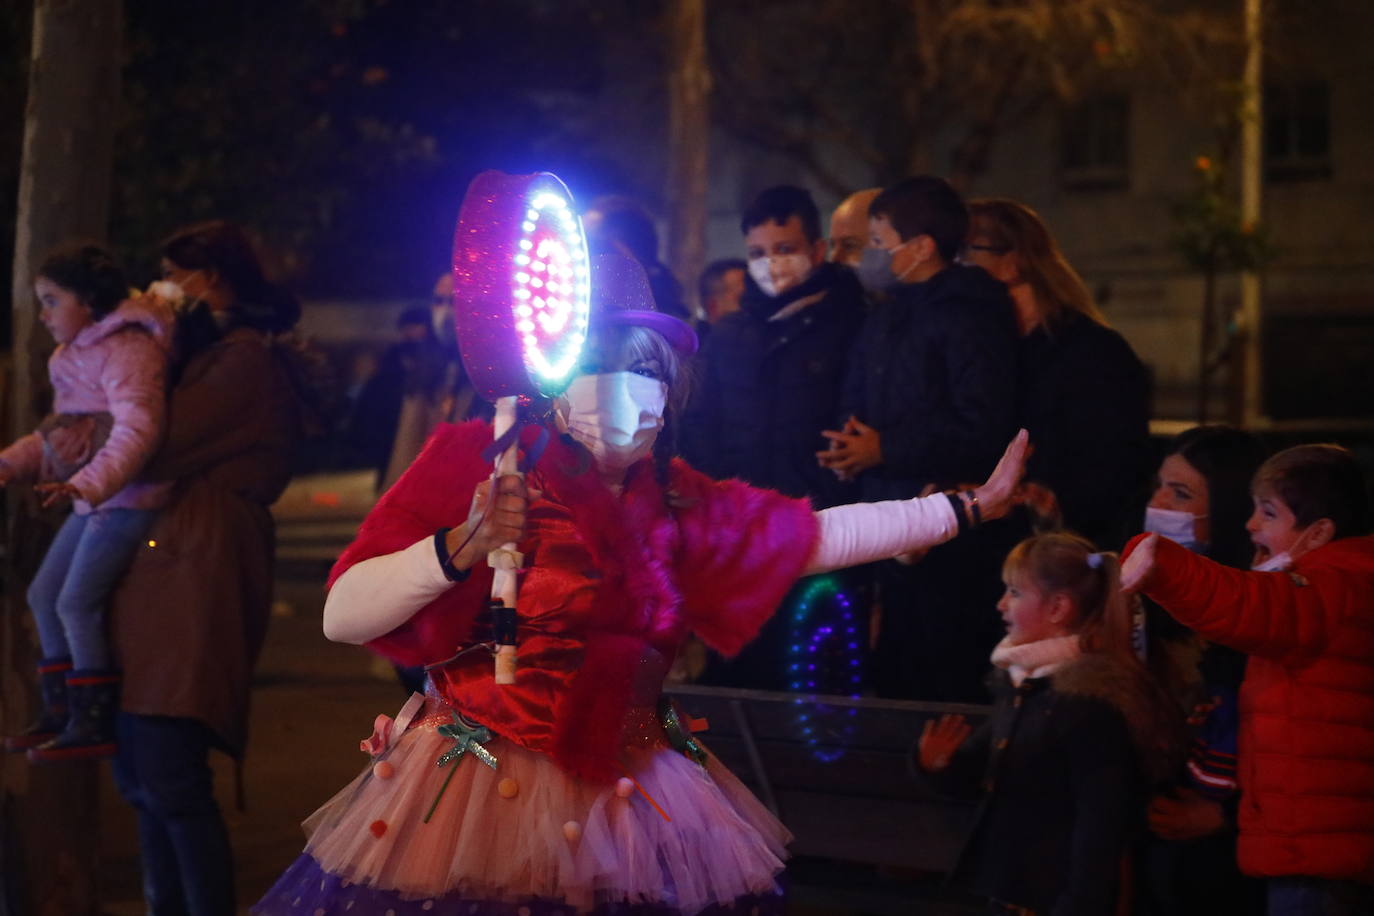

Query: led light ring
left=786, top=575, right=862, bottom=764
left=452, top=171, right=591, bottom=402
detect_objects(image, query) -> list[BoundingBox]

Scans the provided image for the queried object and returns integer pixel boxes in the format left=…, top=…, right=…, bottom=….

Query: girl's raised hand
left=918, top=713, right=972, bottom=771
left=971, top=429, right=1030, bottom=522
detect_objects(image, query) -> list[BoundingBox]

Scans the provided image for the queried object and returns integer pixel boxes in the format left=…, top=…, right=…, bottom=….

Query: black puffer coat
left=841, top=265, right=1017, bottom=502
left=681, top=262, right=865, bottom=508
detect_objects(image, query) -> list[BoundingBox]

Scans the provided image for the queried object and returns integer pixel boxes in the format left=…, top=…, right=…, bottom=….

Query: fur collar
left=533, top=434, right=689, bottom=781
left=1051, top=652, right=1189, bottom=785
left=991, top=635, right=1081, bottom=686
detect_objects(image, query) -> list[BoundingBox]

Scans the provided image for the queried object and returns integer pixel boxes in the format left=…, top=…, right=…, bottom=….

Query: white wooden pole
left=489, top=395, right=521, bottom=684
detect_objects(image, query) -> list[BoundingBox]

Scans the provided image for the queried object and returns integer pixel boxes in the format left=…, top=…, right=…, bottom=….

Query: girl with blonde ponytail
left=916, top=532, right=1185, bottom=915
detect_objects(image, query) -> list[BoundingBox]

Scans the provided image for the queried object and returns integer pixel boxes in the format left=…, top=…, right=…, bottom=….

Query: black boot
left=3, top=657, right=72, bottom=752
left=27, top=670, right=118, bottom=762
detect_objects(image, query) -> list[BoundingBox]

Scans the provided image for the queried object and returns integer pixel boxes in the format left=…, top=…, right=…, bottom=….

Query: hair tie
left=1086, top=552, right=1104, bottom=569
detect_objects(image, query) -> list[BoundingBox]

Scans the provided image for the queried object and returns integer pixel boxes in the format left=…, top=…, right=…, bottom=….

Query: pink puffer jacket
left=0, top=296, right=174, bottom=514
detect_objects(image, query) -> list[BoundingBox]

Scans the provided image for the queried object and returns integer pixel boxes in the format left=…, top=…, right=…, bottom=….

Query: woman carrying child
left=1, top=244, right=173, bottom=761
left=109, top=220, right=307, bottom=915
left=917, top=532, right=1186, bottom=915
left=255, top=253, right=1029, bottom=915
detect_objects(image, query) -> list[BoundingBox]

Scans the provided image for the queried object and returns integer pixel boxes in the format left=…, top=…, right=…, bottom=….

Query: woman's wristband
left=434, top=527, right=471, bottom=583
left=966, top=490, right=982, bottom=527
left=944, top=492, right=969, bottom=535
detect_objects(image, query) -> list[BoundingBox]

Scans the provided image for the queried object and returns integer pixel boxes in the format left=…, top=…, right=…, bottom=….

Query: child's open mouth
left=1252, top=542, right=1272, bottom=566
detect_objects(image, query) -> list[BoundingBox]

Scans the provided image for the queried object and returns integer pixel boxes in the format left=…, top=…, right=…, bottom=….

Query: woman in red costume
left=256, top=254, right=1028, bottom=916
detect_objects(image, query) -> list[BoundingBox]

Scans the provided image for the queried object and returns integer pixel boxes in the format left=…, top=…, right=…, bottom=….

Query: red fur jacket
left=1125, top=533, right=1374, bottom=882
left=329, top=421, right=818, bottom=783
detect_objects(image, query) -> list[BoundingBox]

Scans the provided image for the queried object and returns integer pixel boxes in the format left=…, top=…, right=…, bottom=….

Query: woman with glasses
left=963, top=199, right=1151, bottom=550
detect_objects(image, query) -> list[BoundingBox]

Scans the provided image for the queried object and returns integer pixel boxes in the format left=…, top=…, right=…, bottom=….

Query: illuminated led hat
left=587, top=253, right=698, bottom=356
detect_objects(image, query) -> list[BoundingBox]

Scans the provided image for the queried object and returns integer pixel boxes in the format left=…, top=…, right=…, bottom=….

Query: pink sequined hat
left=589, top=253, right=698, bottom=356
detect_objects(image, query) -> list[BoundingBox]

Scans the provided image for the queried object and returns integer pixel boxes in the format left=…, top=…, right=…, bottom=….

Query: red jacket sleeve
left=1125, top=533, right=1349, bottom=663
left=671, top=460, right=820, bottom=657
left=328, top=421, right=495, bottom=666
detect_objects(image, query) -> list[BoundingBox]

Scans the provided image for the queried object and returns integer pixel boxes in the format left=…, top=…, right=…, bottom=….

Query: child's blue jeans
left=28, top=508, right=156, bottom=670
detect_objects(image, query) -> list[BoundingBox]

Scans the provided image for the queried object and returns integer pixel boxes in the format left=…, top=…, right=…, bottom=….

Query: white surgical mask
left=563, top=371, right=666, bottom=470
left=1252, top=528, right=1314, bottom=573
left=1144, top=506, right=1206, bottom=552
left=1252, top=551, right=1293, bottom=573
left=747, top=253, right=813, bottom=298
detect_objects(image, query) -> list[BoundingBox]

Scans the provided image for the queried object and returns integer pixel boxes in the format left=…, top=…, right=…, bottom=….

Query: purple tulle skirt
left=256, top=854, right=784, bottom=915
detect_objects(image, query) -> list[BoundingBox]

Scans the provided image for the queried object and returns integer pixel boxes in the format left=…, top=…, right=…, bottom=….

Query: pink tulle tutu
left=295, top=699, right=790, bottom=914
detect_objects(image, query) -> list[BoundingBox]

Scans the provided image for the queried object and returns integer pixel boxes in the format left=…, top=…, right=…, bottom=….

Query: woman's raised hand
left=918, top=714, right=972, bottom=772
left=970, top=429, right=1030, bottom=523
left=444, top=474, right=530, bottom=573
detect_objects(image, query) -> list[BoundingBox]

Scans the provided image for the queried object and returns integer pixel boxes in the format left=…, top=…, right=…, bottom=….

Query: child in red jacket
left=1123, top=444, right=1374, bottom=915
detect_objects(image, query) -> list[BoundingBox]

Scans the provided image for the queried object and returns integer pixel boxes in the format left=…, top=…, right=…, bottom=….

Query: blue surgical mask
left=1143, top=506, right=1205, bottom=552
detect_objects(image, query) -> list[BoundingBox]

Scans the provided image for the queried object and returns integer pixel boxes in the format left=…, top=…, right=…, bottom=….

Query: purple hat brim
left=596, top=309, right=699, bottom=356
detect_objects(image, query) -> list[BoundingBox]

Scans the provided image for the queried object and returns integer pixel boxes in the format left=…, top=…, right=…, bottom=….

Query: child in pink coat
left=0, top=244, right=173, bottom=761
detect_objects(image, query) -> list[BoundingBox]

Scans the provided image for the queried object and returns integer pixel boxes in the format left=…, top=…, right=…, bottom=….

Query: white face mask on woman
left=562, top=371, right=666, bottom=470
left=1143, top=506, right=1206, bottom=552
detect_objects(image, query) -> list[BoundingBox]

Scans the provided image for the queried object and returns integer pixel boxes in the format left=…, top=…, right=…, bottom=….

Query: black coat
left=924, top=655, right=1186, bottom=915
left=681, top=262, right=865, bottom=508
left=1017, top=313, right=1152, bottom=550
left=841, top=265, right=1018, bottom=502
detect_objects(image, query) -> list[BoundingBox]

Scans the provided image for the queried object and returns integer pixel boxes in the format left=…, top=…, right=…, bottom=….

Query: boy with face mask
left=679, top=185, right=868, bottom=689
left=681, top=185, right=864, bottom=509
left=820, top=175, right=1019, bottom=702
left=1123, top=444, right=1374, bottom=913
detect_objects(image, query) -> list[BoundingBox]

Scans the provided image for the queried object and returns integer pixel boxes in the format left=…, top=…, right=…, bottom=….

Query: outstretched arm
left=1123, top=533, right=1345, bottom=661
left=805, top=429, right=1028, bottom=575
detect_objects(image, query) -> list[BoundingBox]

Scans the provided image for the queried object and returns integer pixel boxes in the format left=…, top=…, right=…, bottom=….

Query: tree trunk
left=663, top=0, right=710, bottom=318
left=3, top=2, right=123, bottom=914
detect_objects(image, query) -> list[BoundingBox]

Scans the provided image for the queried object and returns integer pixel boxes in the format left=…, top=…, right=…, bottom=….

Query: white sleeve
left=804, top=493, right=959, bottom=576
left=322, top=535, right=456, bottom=645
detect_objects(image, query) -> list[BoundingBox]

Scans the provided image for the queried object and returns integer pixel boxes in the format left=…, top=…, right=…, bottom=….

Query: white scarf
left=990, top=634, right=1082, bottom=686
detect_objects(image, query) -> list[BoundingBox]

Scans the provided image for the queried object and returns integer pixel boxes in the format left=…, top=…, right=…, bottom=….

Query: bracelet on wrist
left=434, top=527, right=471, bottom=583
left=965, top=490, right=982, bottom=527
left=944, top=491, right=969, bottom=535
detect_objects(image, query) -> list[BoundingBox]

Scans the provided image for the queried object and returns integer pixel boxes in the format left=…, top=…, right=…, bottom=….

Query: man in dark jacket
left=681, top=185, right=868, bottom=689
left=820, top=176, right=1018, bottom=702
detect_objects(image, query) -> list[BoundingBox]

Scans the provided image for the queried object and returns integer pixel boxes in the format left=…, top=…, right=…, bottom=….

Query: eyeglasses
left=961, top=243, right=1012, bottom=257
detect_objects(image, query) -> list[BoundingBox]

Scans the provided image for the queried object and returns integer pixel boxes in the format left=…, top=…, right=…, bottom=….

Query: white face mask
left=563, top=372, right=666, bottom=471
left=1144, top=506, right=1206, bottom=552
left=1252, top=551, right=1293, bottom=573
left=747, top=253, right=813, bottom=298
left=1252, top=528, right=1314, bottom=573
